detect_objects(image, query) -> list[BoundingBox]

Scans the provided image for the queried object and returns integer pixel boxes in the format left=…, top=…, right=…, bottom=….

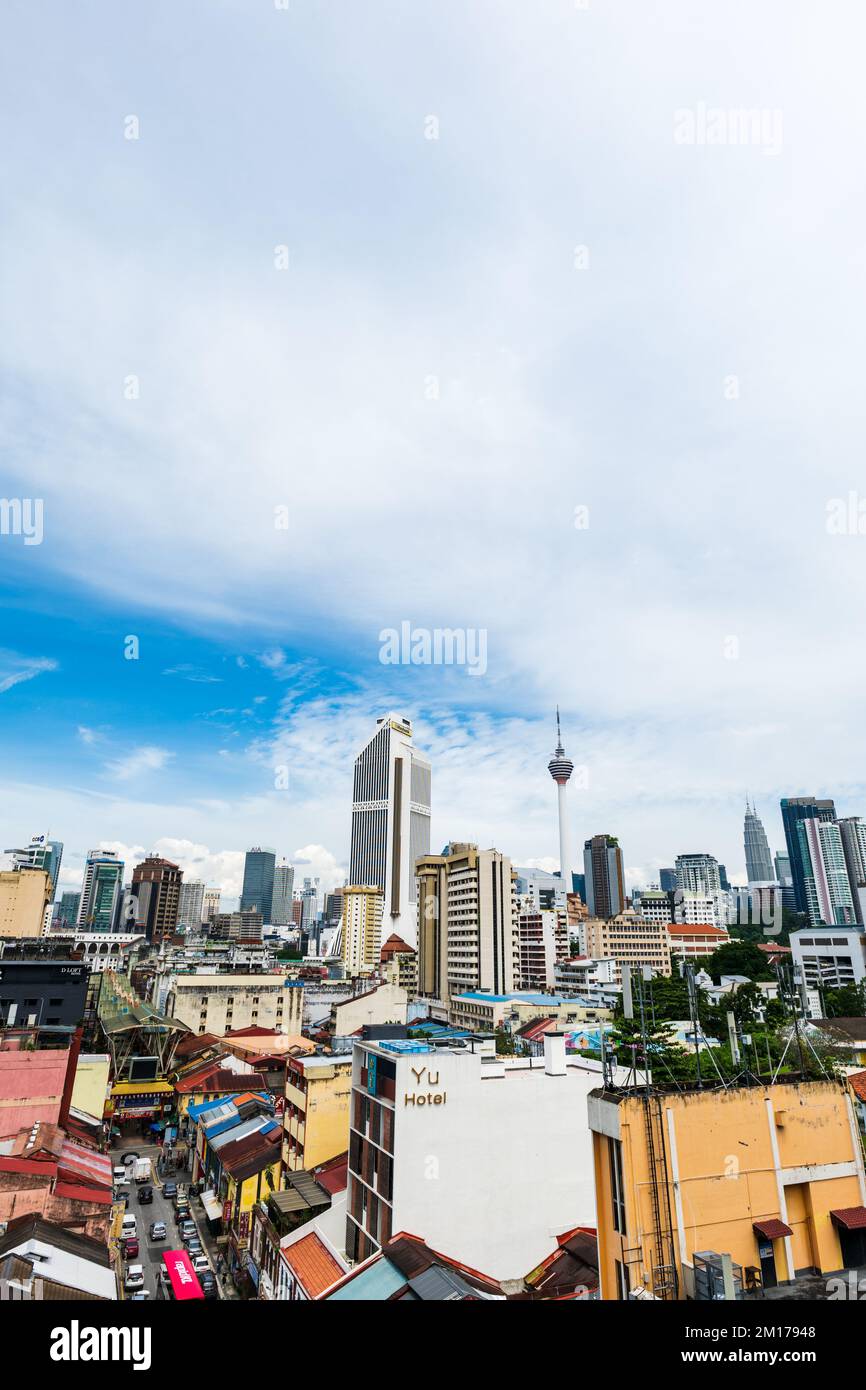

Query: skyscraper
left=77, top=849, right=124, bottom=931
left=178, top=880, right=205, bottom=928
left=659, top=867, right=678, bottom=893
left=839, top=817, right=866, bottom=925
left=583, top=835, right=626, bottom=919
left=780, top=797, right=836, bottom=915
left=271, top=861, right=295, bottom=926
left=743, top=801, right=775, bottom=885
left=416, top=842, right=517, bottom=1001
left=348, top=714, right=431, bottom=949
left=6, top=836, right=63, bottom=896
left=547, top=707, right=574, bottom=889
left=675, top=853, right=722, bottom=895
left=131, top=855, right=183, bottom=944
left=240, top=847, right=276, bottom=922
left=797, top=817, right=855, bottom=927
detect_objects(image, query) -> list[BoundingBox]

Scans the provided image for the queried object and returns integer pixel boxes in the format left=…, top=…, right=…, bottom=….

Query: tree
left=822, top=982, right=866, bottom=1018
left=704, top=941, right=775, bottom=983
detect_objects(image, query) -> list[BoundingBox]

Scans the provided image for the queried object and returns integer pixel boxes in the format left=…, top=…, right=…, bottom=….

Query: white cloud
left=3, top=3, right=866, bottom=874
left=0, top=651, right=57, bottom=695
left=104, top=746, right=174, bottom=782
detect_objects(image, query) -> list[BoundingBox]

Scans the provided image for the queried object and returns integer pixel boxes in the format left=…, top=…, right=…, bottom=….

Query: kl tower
left=547, top=707, right=574, bottom=890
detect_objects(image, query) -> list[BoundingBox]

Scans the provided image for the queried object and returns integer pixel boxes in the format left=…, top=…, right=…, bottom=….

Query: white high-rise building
left=202, top=888, right=221, bottom=924
left=801, top=818, right=856, bottom=927
left=348, top=714, right=431, bottom=949
left=547, top=708, right=574, bottom=891
left=271, top=861, right=295, bottom=926
left=178, top=880, right=205, bottom=928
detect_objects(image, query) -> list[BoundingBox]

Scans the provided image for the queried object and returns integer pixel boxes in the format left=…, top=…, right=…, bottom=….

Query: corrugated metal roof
left=327, top=1257, right=408, bottom=1301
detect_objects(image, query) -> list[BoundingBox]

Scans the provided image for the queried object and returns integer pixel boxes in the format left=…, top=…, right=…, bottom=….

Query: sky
left=3, top=0, right=866, bottom=904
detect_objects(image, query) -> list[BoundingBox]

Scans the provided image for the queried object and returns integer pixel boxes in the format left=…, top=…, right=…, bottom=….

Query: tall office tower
left=341, top=884, right=384, bottom=975
left=271, top=861, right=295, bottom=926
left=839, top=818, right=866, bottom=924
left=202, top=888, right=221, bottom=924
left=77, top=849, right=124, bottom=931
left=718, top=864, right=731, bottom=892
left=6, top=836, right=64, bottom=897
left=416, top=843, right=518, bottom=1002
left=131, top=855, right=183, bottom=944
left=798, top=818, right=856, bottom=927
left=583, top=835, right=626, bottom=919
left=780, top=797, right=837, bottom=915
left=547, top=707, right=574, bottom=889
left=743, top=802, right=775, bottom=885
left=348, top=713, right=431, bottom=949
left=240, top=847, right=276, bottom=922
left=659, top=867, right=678, bottom=893
left=178, top=880, right=205, bottom=928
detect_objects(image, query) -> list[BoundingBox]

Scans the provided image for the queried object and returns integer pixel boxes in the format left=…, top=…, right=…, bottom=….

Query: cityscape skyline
left=4, top=700, right=865, bottom=918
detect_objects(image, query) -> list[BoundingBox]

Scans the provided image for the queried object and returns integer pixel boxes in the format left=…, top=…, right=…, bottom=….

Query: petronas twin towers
left=743, top=799, right=775, bottom=885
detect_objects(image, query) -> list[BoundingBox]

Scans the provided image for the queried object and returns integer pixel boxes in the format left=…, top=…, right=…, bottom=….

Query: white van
left=121, top=1214, right=137, bottom=1238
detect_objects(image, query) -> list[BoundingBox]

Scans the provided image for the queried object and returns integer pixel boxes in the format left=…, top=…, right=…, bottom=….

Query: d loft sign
left=404, top=1064, right=447, bottom=1108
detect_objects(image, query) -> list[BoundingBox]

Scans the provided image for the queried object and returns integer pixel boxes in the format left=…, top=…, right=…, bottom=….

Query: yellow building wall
left=283, top=1066, right=352, bottom=1171
left=0, top=869, right=50, bottom=938
left=595, top=1081, right=866, bottom=1299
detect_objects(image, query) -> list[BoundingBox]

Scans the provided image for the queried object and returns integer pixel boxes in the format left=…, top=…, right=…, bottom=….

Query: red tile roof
left=849, top=1071, right=866, bottom=1103
left=282, top=1231, right=344, bottom=1297
left=667, top=925, right=728, bottom=937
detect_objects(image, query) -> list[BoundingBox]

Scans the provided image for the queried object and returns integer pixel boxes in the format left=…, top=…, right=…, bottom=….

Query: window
left=609, top=1138, right=626, bottom=1234
left=615, top=1259, right=630, bottom=1300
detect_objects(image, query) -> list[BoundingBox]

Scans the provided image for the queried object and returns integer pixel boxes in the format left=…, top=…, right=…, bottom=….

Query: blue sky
left=3, top=0, right=866, bottom=901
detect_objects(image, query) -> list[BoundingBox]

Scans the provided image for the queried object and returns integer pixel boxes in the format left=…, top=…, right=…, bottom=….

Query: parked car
left=179, top=1223, right=196, bottom=1241
left=124, top=1264, right=145, bottom=1292
left=122, top=1236, right=139, bottom=1259
left=190, top=1253, right=210, bottom=1274
left=128, top=1291, right=150, bottom=1301
left=200, top=1275, right=218, bottom=1301
left=137, top=1184, right=153, bottom=1205
left=148, top=1221, right=167, bottom=1242
left=163, top=1181, right=177, bottom=1198
left=121, top=1215, right=137, bottom=1239
left=184, top=1238, right=203, bottom=1257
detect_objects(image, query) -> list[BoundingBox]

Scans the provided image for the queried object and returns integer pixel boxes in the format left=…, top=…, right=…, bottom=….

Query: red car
left=122, top=1236, right=139, bottom=1258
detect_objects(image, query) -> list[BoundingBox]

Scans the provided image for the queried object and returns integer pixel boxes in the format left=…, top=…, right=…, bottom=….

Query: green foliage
left=822, top=981, right=866, bottom=1019
left=703, top=941, right=775, bottom=983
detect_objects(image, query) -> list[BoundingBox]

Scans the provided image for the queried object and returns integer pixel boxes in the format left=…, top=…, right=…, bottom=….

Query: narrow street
left=115, top=1141, right=224, bottom=1301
